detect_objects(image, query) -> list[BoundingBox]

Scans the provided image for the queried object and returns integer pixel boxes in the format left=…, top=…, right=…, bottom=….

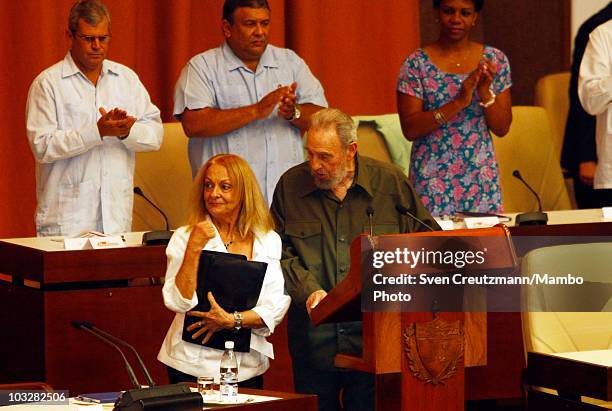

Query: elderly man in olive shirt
left=271, top=108, right=438, bottom=411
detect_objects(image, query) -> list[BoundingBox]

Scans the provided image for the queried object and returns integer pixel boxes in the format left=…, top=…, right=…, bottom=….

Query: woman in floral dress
left=397, top=0, right=512, bottom=216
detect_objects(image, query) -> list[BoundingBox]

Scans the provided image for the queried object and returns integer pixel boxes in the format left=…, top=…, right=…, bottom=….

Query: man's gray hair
left=309, top=108, right=358, bottom=149
left=68, top=0, right=111, bottom=33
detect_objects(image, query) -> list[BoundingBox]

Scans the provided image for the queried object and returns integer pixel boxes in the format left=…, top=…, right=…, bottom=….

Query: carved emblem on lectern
left=404, top=317, right=464, bottom=385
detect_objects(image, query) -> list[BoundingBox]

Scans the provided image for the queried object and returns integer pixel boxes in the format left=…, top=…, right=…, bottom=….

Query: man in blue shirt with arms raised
left=174, top=0, right=328, bottom=203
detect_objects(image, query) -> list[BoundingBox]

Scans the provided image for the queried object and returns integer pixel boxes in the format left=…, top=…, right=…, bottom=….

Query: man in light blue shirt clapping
left=174, top=0, right=327, bottom=203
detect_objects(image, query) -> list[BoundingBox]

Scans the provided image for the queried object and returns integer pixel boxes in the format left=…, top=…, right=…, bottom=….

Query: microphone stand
left=395, top=204, right=436, bottom=232
left=72, top=321, right=141, bottom=388
left=365, top=206, right=377, bottom=249
left=512, top=170, right=548, bottom=226
left=72, top=320, right=202, bottom=411
left=133, top=187, right=174, bottom=245
left=88, top=324, right=155, bottom=387
left=366, top=206, right=375, bottom=237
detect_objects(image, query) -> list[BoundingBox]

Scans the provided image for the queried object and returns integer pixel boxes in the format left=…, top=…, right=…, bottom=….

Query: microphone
left=71, top=320, right=141, bottom=388
left=511, top=170, right=548, bottom=226
left=72, top=320, right=202, bottom=410
left=366, top=206, right=375, bottom=237
left=81, top=321, right=155, bottom=387
left=396, top=204, right=436, bottom=232
left=133, top=187, right=174, bottom=245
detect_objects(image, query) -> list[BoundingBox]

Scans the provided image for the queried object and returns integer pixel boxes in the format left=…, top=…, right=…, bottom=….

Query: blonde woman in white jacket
left=158, top=154, right=290, bottom=388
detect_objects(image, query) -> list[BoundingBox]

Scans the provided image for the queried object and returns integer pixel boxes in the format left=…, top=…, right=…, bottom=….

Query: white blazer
left=157, top=224, right=290, bottom=381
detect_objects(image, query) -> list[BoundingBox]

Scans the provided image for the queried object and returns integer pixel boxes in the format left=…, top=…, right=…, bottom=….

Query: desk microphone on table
left=366, top=206, right=375, bottom=237
left=71, top=320, right=140, bottom=388
left=75, top=321, right=155, bottom=387
left=133, top=187, right=174, bottom=245
left=396, top=204, right=436, bottom=232
left=71, top=320, right=202, bottom=411
left=511, top=170, right=548, bottom=226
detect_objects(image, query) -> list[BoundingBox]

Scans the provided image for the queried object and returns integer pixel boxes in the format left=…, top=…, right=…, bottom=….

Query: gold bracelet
left=433, top=109, right=447, bottom=125
left=479, top=91, right=497, bottom=108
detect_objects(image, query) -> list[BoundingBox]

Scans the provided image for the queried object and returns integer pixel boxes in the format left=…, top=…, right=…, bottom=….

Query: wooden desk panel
left=45, top=286, right=174, bottom=395
left=263, top=317, right=294, bottom=393
left=465, top=312, right=525, bottom=400
left=510, top=221, right=612, bottom=236
left=1, top=217, right=610, bottom=401
left=527, top=351, right=612, bottom=401
left=0, top=282, right=44, bottom=383
left=226, top=388, right=317, bottom=410
left=0, top=241, right=166, bottom=283
left=0, top=240, right=172, bottom=394
left=465, top=220, right=612, bottom=401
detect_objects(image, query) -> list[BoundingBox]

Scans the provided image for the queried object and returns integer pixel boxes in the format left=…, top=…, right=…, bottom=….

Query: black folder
left=181, top=250, right=267, bottom=352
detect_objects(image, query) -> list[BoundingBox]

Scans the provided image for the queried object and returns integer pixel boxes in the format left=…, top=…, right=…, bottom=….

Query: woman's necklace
left=222, top=231, right=235, bottom=249
left=440, top=42, right=472, bottom=68
left=451, top=52, right=469, bottom=68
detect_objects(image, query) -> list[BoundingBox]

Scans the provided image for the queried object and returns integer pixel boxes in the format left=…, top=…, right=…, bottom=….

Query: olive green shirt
left=271, top=155, right=439, bottom=369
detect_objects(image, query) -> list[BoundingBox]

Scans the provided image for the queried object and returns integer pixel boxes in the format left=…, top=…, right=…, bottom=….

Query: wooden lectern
left=310, top=226, right=517, bottom=410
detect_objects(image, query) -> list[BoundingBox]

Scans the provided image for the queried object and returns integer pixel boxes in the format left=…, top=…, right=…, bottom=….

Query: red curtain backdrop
left=0, top=0, right=419, bottom=237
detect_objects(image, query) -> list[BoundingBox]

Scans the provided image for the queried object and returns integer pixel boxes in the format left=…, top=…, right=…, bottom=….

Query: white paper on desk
left=64, top=236, right=126, bottom=250
left=434, top=218, right=455, bottom=231
left=90, top=236, right=126, bottom=249
left=464, top=216, right=500, bottom=229
left=603, top=207, right=612, bottom=219
left=64, top=238, right=92, bottom=250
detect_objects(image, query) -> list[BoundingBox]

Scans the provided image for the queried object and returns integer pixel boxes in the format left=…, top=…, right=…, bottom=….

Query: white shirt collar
left=61, top=51, right=119, bottom=80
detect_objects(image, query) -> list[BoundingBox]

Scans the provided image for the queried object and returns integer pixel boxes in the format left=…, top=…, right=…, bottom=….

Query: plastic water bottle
left=219, top=341, right=238, bottom=403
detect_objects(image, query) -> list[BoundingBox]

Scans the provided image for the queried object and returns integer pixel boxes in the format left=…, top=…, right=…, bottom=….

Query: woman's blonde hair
left=188, top=154, right=274, bottom=237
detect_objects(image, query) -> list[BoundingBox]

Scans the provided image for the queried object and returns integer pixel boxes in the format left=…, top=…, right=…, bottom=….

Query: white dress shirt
left=579, top=19, right=612, bottom=189
left=157, top=224, right=290, bottom=382
left=26, top=52, right=163, bottom=236
left=174, top=42, right=327, bottom=203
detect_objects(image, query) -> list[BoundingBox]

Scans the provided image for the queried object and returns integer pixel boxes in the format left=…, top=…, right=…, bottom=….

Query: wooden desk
left=0, top=235, right=173, bottom=395
left=526, top=350, right=612, bottom=410
left=1, top=211, right=609, bottom=400
left=0, top=388, right=316, bottom=410
left=507, top=208, right=612, bottom=228
left=528, top=350, right=612, bottom=401
left=209, top=388, right=317, bottom=410
left=467, top=212, right=612, bottom=401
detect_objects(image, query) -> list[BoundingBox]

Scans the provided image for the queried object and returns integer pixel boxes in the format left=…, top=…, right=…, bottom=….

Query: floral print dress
left=397, top=46, right=512, bottom=216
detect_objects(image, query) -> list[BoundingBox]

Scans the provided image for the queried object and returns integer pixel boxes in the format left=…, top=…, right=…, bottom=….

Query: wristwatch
left=288, top=104, right=301, bottom=121
left=233, top=311, right=243, bottom=332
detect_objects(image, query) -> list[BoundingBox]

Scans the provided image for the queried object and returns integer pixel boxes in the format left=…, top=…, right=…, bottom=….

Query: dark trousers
left=166, top=366, right=264, bottom=389
left=574, top=177, right=612, bottom=208
left=292, top=363, right=374, bottom=411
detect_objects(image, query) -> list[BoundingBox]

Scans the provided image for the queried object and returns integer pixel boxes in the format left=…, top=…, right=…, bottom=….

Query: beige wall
left=571, top=0, right=610, bottom=52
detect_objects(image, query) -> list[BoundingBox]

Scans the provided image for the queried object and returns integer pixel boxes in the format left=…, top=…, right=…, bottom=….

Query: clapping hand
left=476, top=58, right=496, bottom=100
left=278, top=82, right=298, bottom=120
left=97, top=107, right=136, bottom=138
left=457, top=68, right=481, bottom=108
left=256, top=85, right=292, bottom=119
